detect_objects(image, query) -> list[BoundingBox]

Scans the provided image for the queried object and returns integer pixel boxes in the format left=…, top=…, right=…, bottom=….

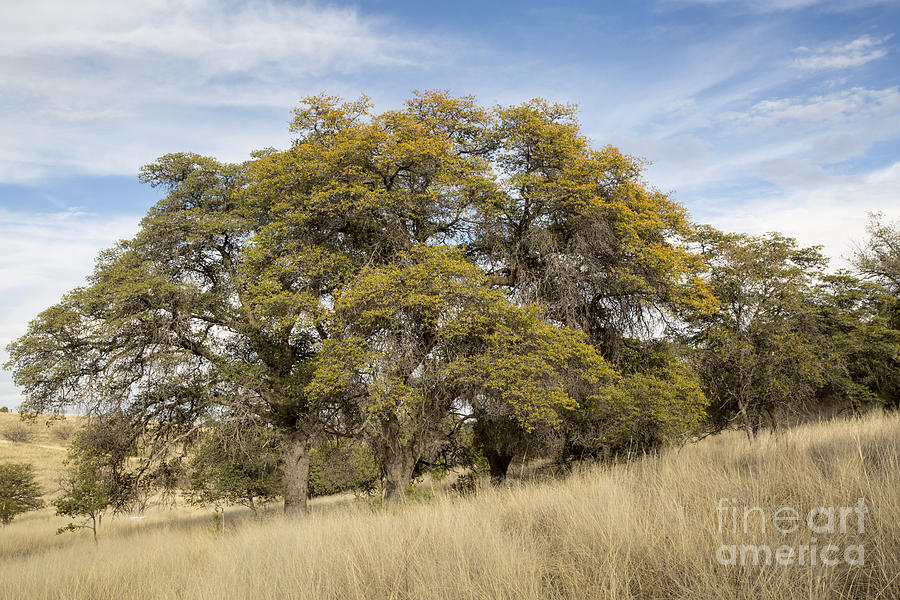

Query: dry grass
left=0, top=412, right=83, bottom=496
left=1, top=412, right=897, bottom=599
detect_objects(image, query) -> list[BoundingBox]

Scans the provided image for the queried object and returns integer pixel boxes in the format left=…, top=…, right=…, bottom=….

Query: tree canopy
left=0, top=462, right=43, bottom=525
left=8, top=91, right=892, bottom=510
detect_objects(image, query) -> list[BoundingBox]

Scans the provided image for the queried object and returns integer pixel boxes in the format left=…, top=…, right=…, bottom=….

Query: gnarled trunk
left=282, top=429, right=311, bottom=515
left=474, top=413, right=522, bottom=484
left=485, top=447, right=515, bottom=484
left=382, top=450, right=416, bottom=505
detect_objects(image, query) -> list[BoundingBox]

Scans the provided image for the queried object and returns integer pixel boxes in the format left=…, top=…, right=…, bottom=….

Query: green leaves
left=0, top=463, right=43, bottom=525
left=686, top=228, right=900, bottom=434
left=187, top=418, right=283, bottom=510
left=854, top=212, right=900, bottom=296
left=449, top=307, right=615, bottom=430
left=307, top=246, right=502, bottom=418
left=54, top=452, right=111, bottom=539
left=8, top=90, right=786, bottom=504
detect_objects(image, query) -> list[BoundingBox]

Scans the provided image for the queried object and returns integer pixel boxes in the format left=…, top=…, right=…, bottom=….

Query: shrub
left=187, top=421, right=282, bottom=512
left=0, top=462, right=43, bottom=524
left=0, top=406, right=8, bottom=413
left=310, top=440, right=379, bottom=497
left=55, top=453, right=110, bottom=542
left=450, top=472, right=479, bottom=496
left=52, top=422, right=76, bottom=441
left=2, top=423, right=33, bottom=443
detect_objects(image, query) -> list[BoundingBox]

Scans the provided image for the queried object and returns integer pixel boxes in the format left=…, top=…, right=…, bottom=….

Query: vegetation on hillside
left=0, top=412, right=896, bottom=599
left=3, top=92, right=899, bottom=529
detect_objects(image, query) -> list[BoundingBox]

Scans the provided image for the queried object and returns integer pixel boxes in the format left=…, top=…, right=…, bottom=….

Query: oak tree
left=688, top=228, right=830, bottom=439
left=5, top=91, right=716, bottom=508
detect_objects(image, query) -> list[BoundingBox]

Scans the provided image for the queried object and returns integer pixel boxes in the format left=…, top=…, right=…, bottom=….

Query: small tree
left=187, top=419, right=283, bottom=513
left=53, top=421, right=132, bottom=543
left=0, top=406, right=8, bottom=413
left=814, top=273, right=900, bottom=411
left=1, top=422, right=33, bottom=443
left=309, top=439, right=379, bottom=497
left=0, top=462, right=43, bottom=525
left=689, top=228, right=830, bottom=440
left=65, top=414, right=142, bottom=512
left=55, top=455, right=110, bottom=543
left=854, top=213, right=900, bottom=296
left=52, top=421, right=76, bottom=441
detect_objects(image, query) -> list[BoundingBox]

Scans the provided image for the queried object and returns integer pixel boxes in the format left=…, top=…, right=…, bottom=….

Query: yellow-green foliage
left=0, top=412, right=896, bottom=599
left=0, top=462, right=43, bottom=524
left=603, top=363, right=709, bottom=451
left=6, top=91, right=723, bottom=513
left=449, top=306, right=616, bottom=428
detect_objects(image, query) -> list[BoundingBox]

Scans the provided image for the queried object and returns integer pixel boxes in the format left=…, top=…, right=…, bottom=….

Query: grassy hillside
left=1, top=412, right=898, bottom=599
left=0, top=412, right=83, bottom=496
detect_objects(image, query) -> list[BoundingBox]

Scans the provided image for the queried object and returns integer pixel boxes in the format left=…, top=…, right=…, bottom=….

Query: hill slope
left=0, top=412, right=897, bottom=599
left=0, top=412, right=82, bottom=495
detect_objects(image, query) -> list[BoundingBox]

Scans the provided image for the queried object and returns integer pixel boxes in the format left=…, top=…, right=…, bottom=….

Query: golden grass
left=0, top=412, right=83, bottom=496
left=1, top=412, right=897, bottom=599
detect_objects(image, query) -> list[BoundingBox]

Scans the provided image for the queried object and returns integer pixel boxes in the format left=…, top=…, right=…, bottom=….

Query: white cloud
left=0, top=0, right=463, bottom=183
left=670, top=86, right=900, bottom=190
left=700, top=160, right=900, bottom=268
left=608, top=82, right=900, bottom=202
left=793, top=35, right=891, bottom=70
left=0, top=208, right=142, bottom=410
left=616, top=77, right=900, bottom=262
left=719, top=86, right=900, bottom=133
left=0, top=1, right=431, bottom=79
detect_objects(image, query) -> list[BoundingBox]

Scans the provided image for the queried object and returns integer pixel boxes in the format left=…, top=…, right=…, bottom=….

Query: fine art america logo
left=715, top=498, right=868, bottom=567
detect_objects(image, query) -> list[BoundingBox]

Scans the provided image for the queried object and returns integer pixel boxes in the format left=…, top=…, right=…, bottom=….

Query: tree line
left=4, top=92, right=899, bottom=522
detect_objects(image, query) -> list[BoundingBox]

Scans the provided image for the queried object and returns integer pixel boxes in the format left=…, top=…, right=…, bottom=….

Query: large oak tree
left=6, top=91, right=711, bottom=507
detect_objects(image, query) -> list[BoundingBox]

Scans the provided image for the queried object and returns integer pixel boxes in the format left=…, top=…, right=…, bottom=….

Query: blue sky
left=1, top=0, right=899, bottom=408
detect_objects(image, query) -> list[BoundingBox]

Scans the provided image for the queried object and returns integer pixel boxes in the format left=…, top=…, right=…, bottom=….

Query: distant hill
left=0, top=412, right=84, bottom=498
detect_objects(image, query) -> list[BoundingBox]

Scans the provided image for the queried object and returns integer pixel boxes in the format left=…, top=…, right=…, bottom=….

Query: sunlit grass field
left=0, top=412, right=82, bottom=495
left=1, top=412, right=898, bottom=599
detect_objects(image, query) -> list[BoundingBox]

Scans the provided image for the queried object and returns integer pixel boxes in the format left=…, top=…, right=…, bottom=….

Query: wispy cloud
left=0, top=0, right=466, bottom=183
left=667, top=0, right=822, bottom=10
left=664, top=0, right=896, bottom=13
left=718, top=86, right=900, bottom=133
left=0, top=0, right=436, bottom=82
left=793, top=35, right=892, bottom=70
left=627, top=81, right=900, bottom=253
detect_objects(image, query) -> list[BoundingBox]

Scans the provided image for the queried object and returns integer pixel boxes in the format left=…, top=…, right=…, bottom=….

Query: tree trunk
left=473, top=414, right=520, bottom=484
left=738, top=397, right=756, bottom=445
left=382, top=451, right=415, bottom=505
left=744, top=422, right=755, bottom=445
left=765, top=406, right=778, bottom=438
left=282, top=429, right=311, bottom=515
left=485, top=447, right=514, bottom=484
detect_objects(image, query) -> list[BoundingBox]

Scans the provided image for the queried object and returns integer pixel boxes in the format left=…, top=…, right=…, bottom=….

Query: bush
left=450, top=472, right=479, bottom=496
left=0, top=462, right=43, bottom=524
left=2, top=423, right=33, bottom=443
left=55, top=452, right=110, bottom=541
left=52, top=422, right=76, bottom=441
left=310, top=440, right=379, bottom=497
left=187, top=421, right=282, bottom=512
left=0, top=406, right=8, bottom=413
